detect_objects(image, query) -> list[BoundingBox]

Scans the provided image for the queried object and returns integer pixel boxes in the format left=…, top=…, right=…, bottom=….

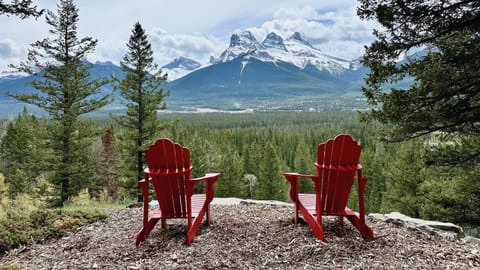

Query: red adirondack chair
left=135, top=138, right=220, bottom=246
left=283, top=134, right=374, bottom=241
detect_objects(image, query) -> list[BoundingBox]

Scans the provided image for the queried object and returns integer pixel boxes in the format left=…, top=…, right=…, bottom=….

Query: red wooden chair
left=283, top=134, right=374, bottom=241
left=135, top=138, right=220, bottom=246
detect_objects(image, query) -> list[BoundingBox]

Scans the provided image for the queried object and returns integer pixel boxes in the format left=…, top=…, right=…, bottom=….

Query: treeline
left=2, top=110, right=479, bottom=228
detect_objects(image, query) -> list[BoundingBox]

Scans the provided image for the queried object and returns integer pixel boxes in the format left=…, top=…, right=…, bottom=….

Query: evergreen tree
left=8, top=0, right=113, bottom=205
left=293, top=140, right=314, bottom=193
left=242, top=174, right=257, bottom=199
left=215, top=148, right=244, bottom=198
left=243, top=140, right=262, bottom=176
left=357, top=142, right=387, bottom=214
left=357, top=0, right=480, bottom=165
left=0, top=107, right=46, bottom=197
left=380, top=141, right=426, bottom=217
left=92, top=126, right=120, bottom=200
left=256, top=143, right=288, bottom=201
left=0, top=0, right=43, bottom=18
left=112, top=22, right=169, bottom=200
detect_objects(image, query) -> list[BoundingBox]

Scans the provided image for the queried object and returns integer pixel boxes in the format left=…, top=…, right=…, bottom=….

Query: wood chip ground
left=1, top=204, right=479, bottom=269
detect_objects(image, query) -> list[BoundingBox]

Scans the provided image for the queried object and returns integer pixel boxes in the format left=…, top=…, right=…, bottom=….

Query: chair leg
left=135, top=218, right=160, bottom=246
left=299, top=205, right=324, bottom=241
left=293, top=203, right=299, bottom=224
left=206, top=204, right=211, bottom=225
left=186, top=206, right=208, bottom=245
left=345, top=215, right=374, bottom=240
left=161, top=218, right=167, bottom=228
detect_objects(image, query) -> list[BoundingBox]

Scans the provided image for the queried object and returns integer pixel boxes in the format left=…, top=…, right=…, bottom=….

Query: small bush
left=0, top=264, right=19, bottom=270
left=0, top=208, right=107, bottom=255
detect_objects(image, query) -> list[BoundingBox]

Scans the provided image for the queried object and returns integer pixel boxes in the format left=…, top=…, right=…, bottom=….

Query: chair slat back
left=145, top=138, right=191, bottom=218
left=315, top=134, right=361, bottom=213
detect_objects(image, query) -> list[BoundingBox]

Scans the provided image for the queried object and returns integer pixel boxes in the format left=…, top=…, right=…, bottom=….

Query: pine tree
left=256, top=143, right=288, bottom=201
left=112, top=22, right=169, bottom=200
left=0, top=107, right=46, bottom=197
left=92, top=126, right=120, bottom=200
left=242, top=174, right=257, bottom=199
left=293, top=140, right=314, bottom=193
left=356, top=142, right=387, bottom=214
left=215, top=148, right=244, bottom=197
left=0, top=0, right=43, bottom=18
left=8, top=0, right=113, bottom=205
left=380, top=141, right=426, bottom=217
left=357, top=0, right=480, bottom=165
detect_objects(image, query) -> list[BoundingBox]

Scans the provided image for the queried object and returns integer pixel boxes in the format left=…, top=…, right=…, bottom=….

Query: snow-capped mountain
left=162, top=57, right=201, bottom=81
left=212, top=31, right=358, bottom=76
left=166, top=30, right=370, bottom=111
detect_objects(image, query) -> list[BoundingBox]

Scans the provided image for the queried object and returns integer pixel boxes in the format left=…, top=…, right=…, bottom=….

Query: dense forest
left=1, top=111, right=479, bottom=233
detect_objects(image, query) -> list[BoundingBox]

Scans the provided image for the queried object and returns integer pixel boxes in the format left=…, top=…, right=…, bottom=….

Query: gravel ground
left=1, top=202, right=480, bottom=269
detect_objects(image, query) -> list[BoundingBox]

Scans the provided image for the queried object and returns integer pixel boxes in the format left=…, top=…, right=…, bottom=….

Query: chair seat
left=191, top=194, right=207, bottom=216
left=151, top=194, right=207, bottom=219
left=299, top=193, right=356, bottom=217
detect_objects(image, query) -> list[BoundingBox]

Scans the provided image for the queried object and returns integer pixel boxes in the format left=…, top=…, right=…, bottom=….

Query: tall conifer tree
left=112, top=22, right=169, bottom=200
left=9, top=0, right=113, bottom=205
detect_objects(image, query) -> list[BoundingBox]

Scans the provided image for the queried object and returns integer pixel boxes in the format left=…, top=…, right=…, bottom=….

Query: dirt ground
left=1, top=203, right=480, bottom=269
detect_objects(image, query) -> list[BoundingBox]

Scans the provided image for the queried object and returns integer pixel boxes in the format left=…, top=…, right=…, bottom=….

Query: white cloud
left=0, top=1, right=378, bottom=69
left=0, top=39, right=23, bottom=58
left=273, top=6, right=319, bottom=20
left=245, top=5, right=378, bottom=60
left=0, top=39, right=26, bottom=71
left=149, top=29, right=226, bottom=65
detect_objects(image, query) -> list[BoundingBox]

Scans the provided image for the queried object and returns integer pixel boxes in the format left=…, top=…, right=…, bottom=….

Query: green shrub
left=0, top=264, right=20, bottom=270
left=0, top=208, right=107, bottom=255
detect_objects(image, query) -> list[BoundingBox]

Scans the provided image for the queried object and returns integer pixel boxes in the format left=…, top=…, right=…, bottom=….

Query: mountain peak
left=162, top=57, right=201, bottom=70
left=229, top=30, right=262, bottom=50
left=287, top=32, right=313, bottom=47
left=262, top=32, right=287, bottom=51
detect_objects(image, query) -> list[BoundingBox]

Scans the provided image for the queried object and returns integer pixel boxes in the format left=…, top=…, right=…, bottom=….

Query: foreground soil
left=1, top=203, right=479, bottom=269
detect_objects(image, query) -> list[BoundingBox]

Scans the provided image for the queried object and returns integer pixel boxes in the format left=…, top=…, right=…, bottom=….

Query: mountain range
left=0, top=31, right=370, bottom=116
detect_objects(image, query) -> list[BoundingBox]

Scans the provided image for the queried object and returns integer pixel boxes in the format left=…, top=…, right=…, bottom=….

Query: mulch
left=1, top=203, right=480, bottom=269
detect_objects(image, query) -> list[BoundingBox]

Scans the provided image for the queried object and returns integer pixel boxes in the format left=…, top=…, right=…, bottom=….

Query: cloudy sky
left=0, top=0, right=379, bottom=71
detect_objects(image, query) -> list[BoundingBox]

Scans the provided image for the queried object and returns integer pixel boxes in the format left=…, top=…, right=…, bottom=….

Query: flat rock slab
left=384, top=211, right=464, bottom=240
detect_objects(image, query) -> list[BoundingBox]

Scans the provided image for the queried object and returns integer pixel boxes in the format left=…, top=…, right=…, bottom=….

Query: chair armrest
left=283, top=172, right=318, bottom=182
left=191, top=173, right=221, bottom=183
left=190, top=173, right=221, bottom=202
left=283, top=173, right=318, bottom=204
